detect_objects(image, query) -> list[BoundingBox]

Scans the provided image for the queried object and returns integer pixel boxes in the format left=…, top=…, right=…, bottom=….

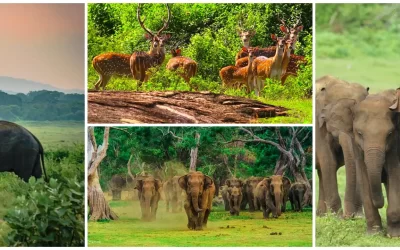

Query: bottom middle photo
left=87, top=126, right=313, bottom=247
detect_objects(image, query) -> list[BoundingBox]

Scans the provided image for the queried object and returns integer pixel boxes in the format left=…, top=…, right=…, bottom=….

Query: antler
left=293, top=14, right=302, bottom=28
left=277, top=14, right=290, bottom=31
left=137, top=3, right=154, bottom=38
left=156, top=4, right=171, bottom=36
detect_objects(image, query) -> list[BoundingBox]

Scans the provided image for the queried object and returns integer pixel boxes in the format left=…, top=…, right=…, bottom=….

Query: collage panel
left=0, top=3, right=85, bottom=247
left=87, top=126, right=313, bottom=247
left=316, top=3, right=400, bottom=247
left=87, top=3, right=312, bottom=124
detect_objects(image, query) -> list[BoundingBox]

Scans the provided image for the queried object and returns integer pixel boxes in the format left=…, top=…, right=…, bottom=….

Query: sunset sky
left=0, top=4, right=84, bottom=90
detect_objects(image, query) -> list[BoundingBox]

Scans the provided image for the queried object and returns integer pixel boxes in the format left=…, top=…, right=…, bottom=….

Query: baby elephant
left=289, top=183, right=307, bottom=212
left=227, top=186, right=242, bottom=216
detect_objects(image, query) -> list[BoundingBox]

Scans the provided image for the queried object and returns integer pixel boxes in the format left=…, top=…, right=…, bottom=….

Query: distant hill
left=0, top=76, right=84, bottom=94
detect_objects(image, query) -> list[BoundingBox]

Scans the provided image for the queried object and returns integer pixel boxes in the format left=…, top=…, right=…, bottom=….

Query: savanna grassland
left=316, top=4, right=400, bottom=246
left=88, top=192, right=312, bottom=247
left=88, top=3, right=313, bottom=124
left=0, top=120, right=84, bottom=246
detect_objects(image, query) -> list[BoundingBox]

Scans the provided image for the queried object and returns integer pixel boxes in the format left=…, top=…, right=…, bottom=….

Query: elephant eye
left=357, top=130, right=363, bottom=137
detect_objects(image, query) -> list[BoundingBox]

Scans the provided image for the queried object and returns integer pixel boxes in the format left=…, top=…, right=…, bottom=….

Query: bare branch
left=111, top=127, right=132, bottom=136
left=88, top=127, right=110, bottom=176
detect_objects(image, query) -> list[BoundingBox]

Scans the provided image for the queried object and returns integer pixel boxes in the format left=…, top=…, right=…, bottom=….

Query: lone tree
left=88, top=127, right=118, bottom=221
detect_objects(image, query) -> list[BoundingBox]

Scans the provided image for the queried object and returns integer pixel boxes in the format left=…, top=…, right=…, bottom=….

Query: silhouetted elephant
left=289, top=182, right=307, bottom=212
left=352, top=89, right=400, bottom=237
left=109, top=174, right=127, bottom=200
left=179, top=171, right=215, bottom=230
left=0, top=121, right=47, bottom=181
left=134, top=175, right=162, bottom=221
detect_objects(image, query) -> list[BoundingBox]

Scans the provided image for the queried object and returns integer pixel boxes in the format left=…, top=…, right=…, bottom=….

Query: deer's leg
left=100, top=75, right=111, bottom=90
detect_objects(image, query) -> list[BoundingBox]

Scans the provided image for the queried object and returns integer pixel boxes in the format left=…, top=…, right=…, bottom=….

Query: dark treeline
left=0, top=90, right=84, bottom=121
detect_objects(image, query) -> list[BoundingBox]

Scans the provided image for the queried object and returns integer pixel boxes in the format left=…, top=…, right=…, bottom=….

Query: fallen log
left=88, top=91, right=287, bottom=124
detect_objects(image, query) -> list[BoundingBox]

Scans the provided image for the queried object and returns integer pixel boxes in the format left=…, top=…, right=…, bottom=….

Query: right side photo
left=316, top=3, right=400, bottom=247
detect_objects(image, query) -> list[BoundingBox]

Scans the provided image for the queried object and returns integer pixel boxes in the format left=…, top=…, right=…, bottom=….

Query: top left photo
left=0, top=4, right=85, bottom=247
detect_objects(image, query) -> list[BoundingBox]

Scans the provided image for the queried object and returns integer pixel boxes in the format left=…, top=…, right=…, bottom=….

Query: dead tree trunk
left=189, top=132, right=200, bottom=172
left=88, top=127, right=118, bottom=221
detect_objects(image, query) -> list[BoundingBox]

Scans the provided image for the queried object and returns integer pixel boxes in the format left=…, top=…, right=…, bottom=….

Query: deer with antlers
left=130, top=3, right=171, bottom=89
left=219, top=47, right=256, bottom=92
left=166, top=48, right=198, bottom=89
left=250, top=35, right=291, bottom=96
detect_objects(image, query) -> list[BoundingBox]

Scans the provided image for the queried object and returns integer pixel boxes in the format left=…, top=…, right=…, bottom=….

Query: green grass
left=315, top=168, right=400, bottom=246
left=88, top=195, right=312, bottom=247
left=14, top=121, right=84, bottom=149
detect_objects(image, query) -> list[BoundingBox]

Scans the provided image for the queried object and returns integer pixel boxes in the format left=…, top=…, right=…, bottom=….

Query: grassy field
left=0, top=121, right=84, bottom=246
left=88, top=192, right=312, bottom=247
left=315, top=168, right=400, bottom=246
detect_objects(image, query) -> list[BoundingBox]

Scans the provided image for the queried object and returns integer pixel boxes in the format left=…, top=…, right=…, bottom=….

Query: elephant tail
left=30, top=132, right=48, bottom=182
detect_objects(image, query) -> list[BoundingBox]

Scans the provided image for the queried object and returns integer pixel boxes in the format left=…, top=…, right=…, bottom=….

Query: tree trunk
left=189, top=132, right=200, bottom=172
left=87, top=127, right=118, bottom=221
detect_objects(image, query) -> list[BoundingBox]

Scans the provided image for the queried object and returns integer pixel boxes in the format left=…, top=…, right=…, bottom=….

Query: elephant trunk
left=365, top=147, right=385, bottom=208
left=274, top=191, right=282, bottom=216
left=191, top=191, right=203, bottom=213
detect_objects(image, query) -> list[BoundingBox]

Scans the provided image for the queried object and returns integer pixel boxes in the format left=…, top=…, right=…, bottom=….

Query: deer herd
left=92, top=4, right=306, bottom=97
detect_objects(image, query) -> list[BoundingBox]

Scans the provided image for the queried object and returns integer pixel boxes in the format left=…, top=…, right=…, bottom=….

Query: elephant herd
left=316, top=75, right=400, bottom=237
left=221, top=176, right=311, bottom=218
left=113, top=171, right=310, bottom=231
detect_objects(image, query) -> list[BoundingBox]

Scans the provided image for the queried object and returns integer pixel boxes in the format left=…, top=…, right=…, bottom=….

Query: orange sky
left=0, top=4, right=84, bottom=90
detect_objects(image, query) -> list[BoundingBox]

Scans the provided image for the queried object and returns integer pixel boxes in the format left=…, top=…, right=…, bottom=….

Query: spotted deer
left=130, top=3, right=171, bottom=89
left=92, top=53, right=131, bottom=90
left=219, top=47, right=256, bottom=92
left=250, top=35, right=288, bottom=96
left=166, top=48, right=198, bottom=89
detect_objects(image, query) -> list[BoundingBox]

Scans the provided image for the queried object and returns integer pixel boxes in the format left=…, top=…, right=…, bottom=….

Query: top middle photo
left=87, top=3, right=312, bottom=124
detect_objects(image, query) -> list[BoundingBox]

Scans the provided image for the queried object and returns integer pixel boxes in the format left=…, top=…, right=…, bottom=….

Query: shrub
left=4, top=177, right=84, bottom=247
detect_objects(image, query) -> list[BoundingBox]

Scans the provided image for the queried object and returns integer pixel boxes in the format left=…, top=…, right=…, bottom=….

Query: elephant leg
left=319, top=146, right=342, bottom=215
left=151, top=198, right=159, bottom=221
left=282, top=195, right=287, bottom=212
left=317, top=167, right=327, bottom=215
left=358, top=158, right=382, bottom=234
left=248, top=193, right=255, bottom=212
left=386, top=156, right=400, bottom=237
left=260, top=198, right=268, bottom=219
left=184, top=200, right=195, bottom=230
left=266, top=198, right=277, bottom=218
left=203, top=209, right=211, bottom=228
left=13, top=149, right=37, bottom=182
left=196, top=211, right=204, bottom=230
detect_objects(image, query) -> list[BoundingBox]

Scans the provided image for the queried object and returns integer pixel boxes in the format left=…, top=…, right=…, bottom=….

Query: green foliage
left=4, top=178, right=84, bottom=247
left=87, top=3, right=312, bottom=103
left=0, top=91, right=84, bottom=122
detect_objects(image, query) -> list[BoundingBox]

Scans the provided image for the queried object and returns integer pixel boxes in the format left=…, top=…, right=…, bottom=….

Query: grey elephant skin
left=135, top=175, right=162, bottom=221
left=0, top=121, right=47, bottom=181
left=254, top=178, right=278, bottom=219
left=316, top=75, right=367, bottom=217
left=221, top=185, right=230, bottom=211
left=108, top=174, right=133, bottom=200
left=353, top=89, right=400, bottom=237
left=289, top=182, right=307, bottom=212
left=245, top=176, right=264, bottom=212
left=179, top=171, right=215, bottom=230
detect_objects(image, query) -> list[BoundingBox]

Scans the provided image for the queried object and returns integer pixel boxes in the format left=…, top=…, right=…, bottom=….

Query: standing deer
left=92, top=52, right=131, bottom=90
left=250, top=35, right=288, bottom=96
left=166, top=48, right=198, bottom=89
left=219, top=47, right=256, bottom=92
left=130, top=3, right=171, bottom=89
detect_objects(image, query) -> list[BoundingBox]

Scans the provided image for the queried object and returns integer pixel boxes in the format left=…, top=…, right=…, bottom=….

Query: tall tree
left=88, top=127, right=118, bottom=221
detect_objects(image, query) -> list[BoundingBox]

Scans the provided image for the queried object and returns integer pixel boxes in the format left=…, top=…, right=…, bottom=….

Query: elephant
left=254, top=178, right=278, bottom=219
left=109, top=174, right=127, bottom=200
left=352, top=89, right=400, bottom=237
left=178, top=171, right=216, bottom=230
left=225, top=178, right=243, bottom=215
left=134, top=175, right=162, bottom=221
left=163, top=175, right=185, bottom=213
left=0, top=121, right=47, bottom=182
left=227, top=186, right=242, bottom=216
left=281, top=176, right=291, bottom=212
left=289, top=182, right=307, bottom=212
left=245, top=176, right=264, bottom=212
left=316, top=75, right=368, bottom=217
left=240, top=183, right=249, bottom=210
left=266, top=175, right=288, bottom=216
left=220, top=185, right=230, bottom=211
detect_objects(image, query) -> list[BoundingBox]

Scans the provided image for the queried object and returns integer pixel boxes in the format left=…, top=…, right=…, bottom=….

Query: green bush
left=4, top=177, right=84, bottom=247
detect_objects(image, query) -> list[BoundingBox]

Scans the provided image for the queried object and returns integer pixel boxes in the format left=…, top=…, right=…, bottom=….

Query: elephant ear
left=225, top=179, right=231, bottom=187
left=204, top=175, right=213, bottom=190
left=134, top=179, right=143, bottom=192
left=238, top=179, right=243, bottom=187
left=178, top=175, right=188, bottom=190
left=266, top=178, right=272, bottom=187
left=389, top=88, right=400, bottom=112
left=282, top=176, right=291, bottom=188
left=155, top=179, right=162, bottom=191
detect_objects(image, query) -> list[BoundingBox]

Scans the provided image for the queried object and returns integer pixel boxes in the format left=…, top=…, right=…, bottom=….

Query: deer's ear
left=280, top=25, right=288, bottom=33
left=296, top=25, right=304, bottom=32
left=163, top=34, right=171, bottom=40
left=242, top=47, right=248, bottom=52
left=144, top=33, right=153, bottom=40
left=271, top=34, right=277, bottom=41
